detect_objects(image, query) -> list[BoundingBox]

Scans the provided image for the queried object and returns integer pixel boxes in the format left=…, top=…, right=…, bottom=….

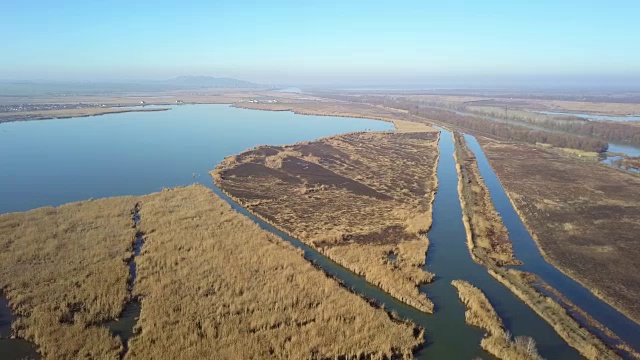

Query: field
left=213, top=129, right=439, bottom=313
left=478, top=138, right=640, bottom=325
left=0, top=185, right=422, bottom=359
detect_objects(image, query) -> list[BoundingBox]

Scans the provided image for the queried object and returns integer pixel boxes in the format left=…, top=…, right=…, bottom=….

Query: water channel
left=465, top=134, right=640, bottom=355
left=0, top=104, right=635, bottom=358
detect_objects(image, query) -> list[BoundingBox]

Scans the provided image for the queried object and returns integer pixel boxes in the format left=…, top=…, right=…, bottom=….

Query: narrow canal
left=104, top=204, right=144, bottom=356
left=212, top=127, right=581, bottom=359
left=465, top=134, right=640, bottom=354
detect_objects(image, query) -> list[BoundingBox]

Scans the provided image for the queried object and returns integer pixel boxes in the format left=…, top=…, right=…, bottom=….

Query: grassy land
left=0, top=107, right=170, bottom=123
left=0, top=185, right=423, bottom=359
left=478, top=138, right=640, bottom=325
left=213, top=129, right=439, bottom=313
left=617, top=156, right=640, bottom=170
left=489, top=269, right=621, bottom=359
left=453, top=134, right=627, bottom=359
left=128, top=185, right=422, bottom=359
left=0, top=196, right=138, bottom=359
left=452, top=131, right=518, bottom=266
left=233, top=99, right=434, bottom=130
left=451, top=280, right=542, bottom=360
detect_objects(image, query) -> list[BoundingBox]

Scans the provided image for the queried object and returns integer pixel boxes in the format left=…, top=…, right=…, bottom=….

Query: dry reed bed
left=452, top=135, right=624, bottom=359
left=128, top=185, right=422, bottom=359
left=489, top=269, right=620, bottom=359
left=452, top=131, right=518, bottom=266
left=451, top=280, right=542, bottom=360
left=213, top=130, right=439, bottom=313
left=0, top=185, right=423, bottom=359
left=0, top=107, right=169, bottom=123
left=477, top=138, right=640, bottom=325
left=233, top=100, right=435, bottom=131
left=0, top=196, right=139, bottom=359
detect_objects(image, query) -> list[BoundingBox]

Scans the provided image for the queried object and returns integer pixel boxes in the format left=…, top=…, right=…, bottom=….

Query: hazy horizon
left=3, top=0, right=640, bottom=87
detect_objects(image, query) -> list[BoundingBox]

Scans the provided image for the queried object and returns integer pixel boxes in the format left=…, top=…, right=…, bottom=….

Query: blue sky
left=2, top=0, right=639, bottom=85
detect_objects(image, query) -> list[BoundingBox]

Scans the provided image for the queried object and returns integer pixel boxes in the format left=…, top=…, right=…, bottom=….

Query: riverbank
left=212, top=129, right=440, bottom=314
left=452, top=131, right=518, bottom=266
left=0, top=106, right=170, bottom=123
left=477, top=138, right=640, bottom=326
left=451, top=280, right=542, bottom=360
left=0, top=185, right=422, bottom=359
left=452, top=133, right=623, bottom=359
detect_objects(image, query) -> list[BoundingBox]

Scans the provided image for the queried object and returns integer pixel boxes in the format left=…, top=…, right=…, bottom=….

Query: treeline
left=473, top=108, right=640, bottom=146
left=318, top=93, right=610, bottom=153
left=411, top=107, right=609, bottom=153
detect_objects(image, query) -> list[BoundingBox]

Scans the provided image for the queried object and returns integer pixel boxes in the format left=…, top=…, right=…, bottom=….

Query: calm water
left=212, top=127, right=579, bottom=359
left=466, top=134, right=640, bottom=355
left=0, top=106, right=582, bottom=358
left=539, top=111, right=640, bottom=122
left=0, top=104, right=393, bottom=214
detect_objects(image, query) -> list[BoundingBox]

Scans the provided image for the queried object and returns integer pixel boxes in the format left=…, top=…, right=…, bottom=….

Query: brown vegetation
left=451, top=280, right=542, bottom=360
left=468, top=105, right=640, bottom=146
left=0, top=196, right=138, bottom=359
left=213, top=130, right=439, bottom=313
left=321, top=94, right=611, bottom=152
left=615, top=156, right=640, bottom=170
left=0, top=107, right=170, bottom=123
left=452, top=134, right=624, bottom=358
left=479, top=138, right=640, bottom=325
left=0, top=185, right=423, bottom=359
left=233, top=98, right=433, bottom=130
left=489, top=269, right=620, bottom=359
left=452, top=131, right=518, bottom=266
left=128, top=185, right=422, bottom=359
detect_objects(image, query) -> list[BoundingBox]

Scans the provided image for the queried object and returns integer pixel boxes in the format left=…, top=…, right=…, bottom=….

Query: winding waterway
left=465, top=134, right=640, bottom=355
left=104, top=205, right=144, bottom=356
left=0, top=104, right=632, bottom=358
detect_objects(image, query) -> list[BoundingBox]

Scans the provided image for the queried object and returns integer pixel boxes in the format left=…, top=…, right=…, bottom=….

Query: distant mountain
left=164, top=76, right=260, bottom=88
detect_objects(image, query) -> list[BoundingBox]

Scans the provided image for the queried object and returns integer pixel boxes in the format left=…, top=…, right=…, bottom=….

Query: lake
left=0, top=104, right=393, bottom=214
left=0, top=104, right=631, bottom=358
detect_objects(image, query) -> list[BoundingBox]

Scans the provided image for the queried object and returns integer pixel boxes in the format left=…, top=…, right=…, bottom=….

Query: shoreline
left=476, top=137, right=640, bottom=327
left=4, top=98, right=638, bottom=355
left=0, top=107, right=171, bottom=124
left=211, top=123, right=441, bottom=314
left=452, top=134, right=636, bottom=358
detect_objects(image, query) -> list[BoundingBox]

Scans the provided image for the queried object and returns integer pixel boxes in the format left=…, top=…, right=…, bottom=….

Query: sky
left=2, top=0, right=640, bottom=86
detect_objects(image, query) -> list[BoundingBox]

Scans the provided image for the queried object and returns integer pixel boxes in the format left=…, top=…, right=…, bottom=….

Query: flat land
left=234, top=98, right=435, bottom=129
left=0, top=107, right=169, bottom=123
left=478, top=138, right=640, bottom=324
left=128, top=185, right=421, bottom=359
left=401, top=94, right=640, bottom=115
left=0, top=185, right=421, bottom=359
left=213, top=130, right=439, bottom=313
left=454, top=135, right=621, bottom=359
left=0, top=195, right=137, bottom=359
left=453, top=132, right=517, bottom=266
left=618, top=156, right=640, bottom=170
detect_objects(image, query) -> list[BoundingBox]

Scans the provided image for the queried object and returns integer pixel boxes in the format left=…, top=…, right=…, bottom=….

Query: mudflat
left=213, top=130, right=439, bottom=313
left=478, top=138, right=640, bottom=324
